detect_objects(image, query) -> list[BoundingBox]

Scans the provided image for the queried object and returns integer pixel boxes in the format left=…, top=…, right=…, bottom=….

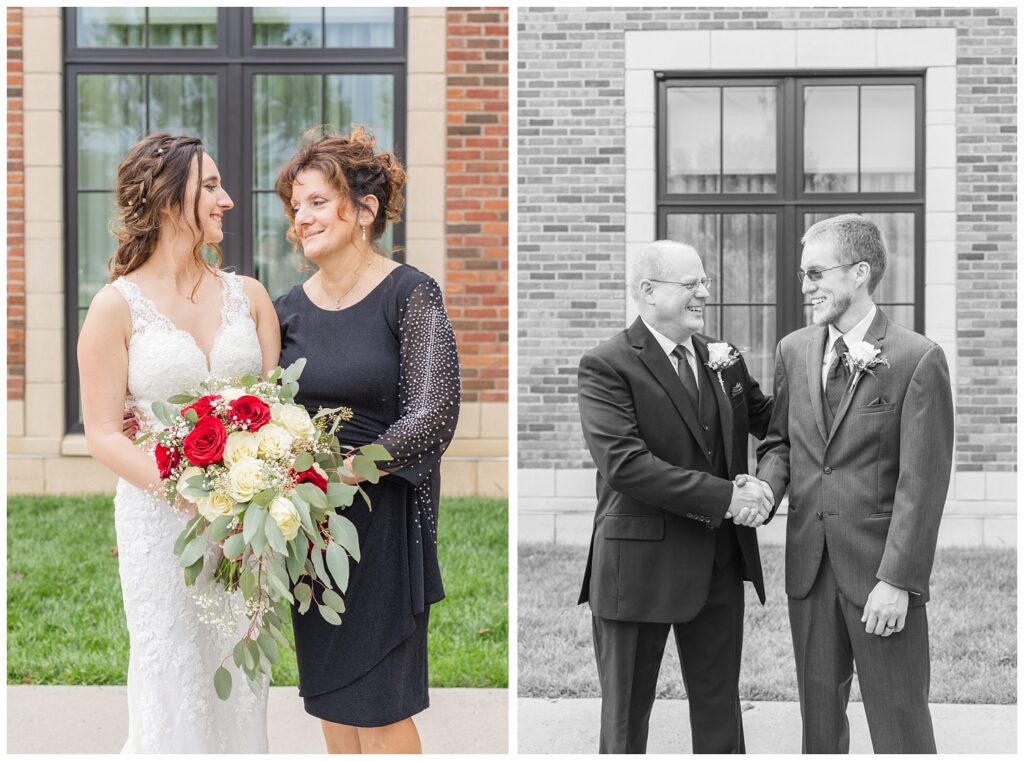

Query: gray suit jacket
left=757, top=308, right=954, bottom=607
left=578, top=319, right=773, bottom=623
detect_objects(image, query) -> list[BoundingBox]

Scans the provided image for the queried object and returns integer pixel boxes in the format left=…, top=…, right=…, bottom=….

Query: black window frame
left=63, top=7, right=408, bottom=434
left=656, top=71, right=926, bottom=349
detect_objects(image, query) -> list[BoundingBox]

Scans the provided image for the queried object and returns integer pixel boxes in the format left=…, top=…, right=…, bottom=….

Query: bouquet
left=134, top=359, right=389, bottom=699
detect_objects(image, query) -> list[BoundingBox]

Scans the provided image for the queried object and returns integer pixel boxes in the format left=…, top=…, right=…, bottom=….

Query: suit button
left=817, top=512, right=824, bottom=520
left=702, top=424, right=709, bottom=431
left=824, top=466, right=832, bottom=474
left=706, top=448, right=712, bottom=455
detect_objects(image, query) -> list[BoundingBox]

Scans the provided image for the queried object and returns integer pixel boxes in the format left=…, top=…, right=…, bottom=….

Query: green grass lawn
left=518, top=542, right=1016, bottom=704
left=7, top=495, right=508, bottom=689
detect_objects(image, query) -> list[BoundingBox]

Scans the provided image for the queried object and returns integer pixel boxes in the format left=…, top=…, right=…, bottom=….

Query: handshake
left=724, top=474, right=774, bottom=528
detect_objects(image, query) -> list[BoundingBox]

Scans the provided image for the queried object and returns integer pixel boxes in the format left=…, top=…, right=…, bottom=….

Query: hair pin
left=156, top=148, right=165, bottom=156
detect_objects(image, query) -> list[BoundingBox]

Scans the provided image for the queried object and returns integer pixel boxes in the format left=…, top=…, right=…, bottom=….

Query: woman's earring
left=361, top=225, right=367, bottom=242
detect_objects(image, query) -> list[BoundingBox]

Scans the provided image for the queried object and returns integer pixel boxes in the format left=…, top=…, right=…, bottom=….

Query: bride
left=78, top=133, right=280, bottom=752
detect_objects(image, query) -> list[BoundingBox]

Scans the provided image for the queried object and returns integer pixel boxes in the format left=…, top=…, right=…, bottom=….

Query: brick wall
left=446, top=7, right=509, bottom=404
left=518, top=7, right=1017, bottom=471
left=7, top=6, right=24, bottom=402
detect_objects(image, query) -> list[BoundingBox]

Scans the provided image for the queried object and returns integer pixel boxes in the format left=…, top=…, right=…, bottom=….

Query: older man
left=757, top=215, right=954, bottom=753
left=577, top=240, right=774, bottom=753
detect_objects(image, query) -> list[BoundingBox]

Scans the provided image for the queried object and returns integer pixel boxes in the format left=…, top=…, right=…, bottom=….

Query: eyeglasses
left=796, top=261, right=864, bottom=283
left=648, top=277, right=713, bottom=292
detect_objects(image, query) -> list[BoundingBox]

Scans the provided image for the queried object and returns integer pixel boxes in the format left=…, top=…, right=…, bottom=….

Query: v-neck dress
left=274, top=263, right=460, bottom=726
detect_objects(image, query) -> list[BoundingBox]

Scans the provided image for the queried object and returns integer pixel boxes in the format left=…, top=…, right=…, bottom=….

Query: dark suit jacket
left=757, top=308, right=954, bottom=607
left=577, top=318, right=773, bottom=623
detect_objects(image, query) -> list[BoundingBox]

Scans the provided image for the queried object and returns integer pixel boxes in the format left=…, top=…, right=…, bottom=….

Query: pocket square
left=730, top=382, right=743, bottom=397
left=866, top=397, right=891, bottom=406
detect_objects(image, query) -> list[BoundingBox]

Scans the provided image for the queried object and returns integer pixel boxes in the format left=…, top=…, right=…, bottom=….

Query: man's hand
left=727, top=477, right=773, bottom=527
left=861, top=580, right=909, bottom=637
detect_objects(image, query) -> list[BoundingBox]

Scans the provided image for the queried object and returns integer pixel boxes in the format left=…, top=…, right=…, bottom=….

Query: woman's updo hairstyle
left=108, top=133, right=218, bottom=289
left=274, top=125, right=406, bottom=253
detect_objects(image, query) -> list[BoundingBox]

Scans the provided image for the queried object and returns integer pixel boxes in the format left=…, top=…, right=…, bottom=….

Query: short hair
left=629, top=240, right=699, bottom=303
left=802, top=214, right=887, bottom=294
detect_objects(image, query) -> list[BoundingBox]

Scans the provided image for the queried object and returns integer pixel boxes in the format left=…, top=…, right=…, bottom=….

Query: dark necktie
left=672, top=344, right=699, bottom=408
left=824, top=336, right=850, bottom=426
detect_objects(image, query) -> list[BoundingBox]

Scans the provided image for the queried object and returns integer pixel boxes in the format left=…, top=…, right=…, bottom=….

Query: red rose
left=227, top=395, right=272, bottom=432
left=155, top=442, right=180, bottom=480
left=181, top=394, right=220, bottom=420
left=294, top=466, right=328, bottom=492
left=182, top=415, right=227, bottom=466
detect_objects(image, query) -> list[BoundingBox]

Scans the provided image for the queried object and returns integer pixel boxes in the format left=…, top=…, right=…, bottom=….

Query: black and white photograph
left=517, top=6, right=1016, bottom=754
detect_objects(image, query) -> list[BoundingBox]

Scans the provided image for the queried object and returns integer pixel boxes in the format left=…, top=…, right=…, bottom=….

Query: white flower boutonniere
left=705, top=342, right=743, bottom=393
left=842, top=340, right=890, bottom=393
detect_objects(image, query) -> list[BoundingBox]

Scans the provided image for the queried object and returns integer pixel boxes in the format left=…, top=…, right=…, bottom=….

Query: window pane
left=325, top=8, right=395, bottom=48
left=253, top=75, right=322, bottom=188
left=804, top=86, right=858, bottom=192
left=254, top=192, right=307, bottom=299
left=720, top=306, right=775, bottom=393
left=722, top=213, right=776, bottom=303
left=666, top=213, right=720, bottom=302
left=253, top=8, right=322, bottom=47
left=861, top=86, right=915, bottom=192
left=78, top=74, right=146, bottom=189
left=149, top=7, right=217, bottom=48
left=148, top=75, right=218, bottom=154
left=722, top=87, right=776, bottom=193
left=78, top=193, right=116, bottom=307
left=77, top=7, right=144, bottom=48
left=666, top=88, right=720, bottom=193
left=325, top=74, right=395, bottom=151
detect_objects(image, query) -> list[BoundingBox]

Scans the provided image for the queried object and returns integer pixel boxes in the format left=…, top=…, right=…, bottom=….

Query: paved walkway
left=6, top=686, right=507, bottom=754
left=518, top=697, right=1016, bottom=754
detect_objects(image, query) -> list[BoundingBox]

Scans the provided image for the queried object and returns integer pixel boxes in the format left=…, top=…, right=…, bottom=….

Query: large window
left=64, top=8, right=407, bottom=431
left=658, top=74, right=924, bottom=389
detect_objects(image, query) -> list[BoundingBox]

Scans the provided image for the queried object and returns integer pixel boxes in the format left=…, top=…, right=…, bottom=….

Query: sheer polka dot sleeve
left=373, top=279, right=461, bottom=486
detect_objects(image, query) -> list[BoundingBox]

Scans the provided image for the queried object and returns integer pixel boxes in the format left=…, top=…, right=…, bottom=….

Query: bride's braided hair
left=274, top=125, right=406, bottom=261
left=109, top=133, right=221, bottom=298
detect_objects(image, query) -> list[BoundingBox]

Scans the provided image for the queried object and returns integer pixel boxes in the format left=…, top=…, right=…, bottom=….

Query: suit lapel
left=827, top=307, right=889, bottom=445
left=806, top=327, right=829, bottom=442
left=629, top=319, right=712, bottom=466
left=693, top=337, right=734, bottom=474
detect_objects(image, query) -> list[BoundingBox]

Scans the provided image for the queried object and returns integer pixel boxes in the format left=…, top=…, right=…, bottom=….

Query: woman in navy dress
left=273, top=128, right=460, bottom=753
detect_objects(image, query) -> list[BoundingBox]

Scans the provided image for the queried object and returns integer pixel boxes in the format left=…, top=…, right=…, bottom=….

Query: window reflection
left=666, top=88, right=720, bottom=193
left=804, top=86, right=858, bottom=192
left=723, top=88, right=776, bottom=193
left=861, top=86, right=915, bottom=192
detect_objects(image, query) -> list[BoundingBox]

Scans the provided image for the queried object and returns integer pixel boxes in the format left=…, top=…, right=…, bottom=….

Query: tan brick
left=23, top=381, right=63, bottom=437
left=25, top=329, right=63, bottom=383
left=6, top=456, right=46, bottom=494
left=476, top=459, right=508, bottom=498
left=44, top=456, right=118, bottom=494
left=440, top=458, right=477, bottom=496
left=22, top=72, right=61, bottom=112
left=8, top=400, right=25, bottom=438
left=453, top=400, right=480, bottom=439
left=23, top=237, right=64, bottom=294
left=479, top=401, right=508, bottom=439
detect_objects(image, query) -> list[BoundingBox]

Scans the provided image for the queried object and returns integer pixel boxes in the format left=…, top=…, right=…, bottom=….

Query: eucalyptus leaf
left=352, top=455, right=380, bottom=484
left=184, top=408, right=199, bottom=424
left=326, top=481, right=358, bottom=508
left=292, top=452, right=314, bottom=473
left=318, top=604, right=342, bottom=626
left=290, top=492, right=315, bottom=534
left=223, top=532, right=245, bottom=561
left=264, top=515, right=287, bottom=555
left=325, top=542, right=350, bottom=593
left=132, top=432, right=152, bottom=447
left=244, top=639, right=259, bottom=672
left=243, top=506, right=267, bottom=544
left=150, top=401, right=174, bottom=427
left=321, top=588, right=346, bottom=614
left=183, top=557, right=204, bottom=586
left=179, top=535, right=208, bottom=568
left=168, top=393, right=197, bottom=404
left=233, top=639, right=246, bottom=668
left=266, top=569, right=294, bottom=603
left=295, top=482, right=327, bottom=510
left=186, top=474, right=207, bottom=489
left=268, top=366, right=282, bottom=382
left=298, top=596, right=312, bottom=615
left=286, top=542, right=306, bottom=582
left=310, top=547, right=328, bottom=583
left=281, top=357, right=307, bottom=384
left=256, top=646, right=273, bottom=676
left=214, top=666, right=232, bottom=700
left=240, top=373, right=258, bottom=389
left=328, top=514, right=361, bottom=562
left=257, top=632, right=280, bottom=665
left=250, top=527, right=268, bottom=558
left=252, top=489, right=277, bottom=508
left=239, top=568, right=257, bottom=600
left=172, top=526, right=192, bottom=557
left=294, top=582, right=312, bottom=603
left=208, top=514, right=234, bottom=543
left=181, top=486, right=211, bottom=500
left=280, top=381, right=299, bottom=401
left=247, top=676, right=262, bottom=698
left=312, top=405, right=343, bottom=420
left=268, top=556, right=291, bottom=591
left=358, top=443, right=391, bottom=461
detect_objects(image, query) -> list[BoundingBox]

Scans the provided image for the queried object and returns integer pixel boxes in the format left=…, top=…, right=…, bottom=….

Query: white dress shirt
left=641, top=318, right=700, bottom=382
left=822, top=304, right=877, bottom=391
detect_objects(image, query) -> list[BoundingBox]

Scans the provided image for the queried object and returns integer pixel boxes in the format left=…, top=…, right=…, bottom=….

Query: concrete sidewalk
left=6, top=686, right=507, bottom=754
left=518, top=697, right=1016, bottom=754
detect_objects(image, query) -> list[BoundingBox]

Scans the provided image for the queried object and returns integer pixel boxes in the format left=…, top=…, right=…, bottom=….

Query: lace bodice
left=111, top=272, right=263, bottom=426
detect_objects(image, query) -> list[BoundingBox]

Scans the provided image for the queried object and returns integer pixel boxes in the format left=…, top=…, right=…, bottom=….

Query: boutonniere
left=705, top=343, right=743, bottom=394
left=842, top=340, right=890, bottom=393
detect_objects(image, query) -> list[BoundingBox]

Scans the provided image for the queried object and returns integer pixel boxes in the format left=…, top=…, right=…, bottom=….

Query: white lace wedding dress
left=110, top=272, right=269, bottom=753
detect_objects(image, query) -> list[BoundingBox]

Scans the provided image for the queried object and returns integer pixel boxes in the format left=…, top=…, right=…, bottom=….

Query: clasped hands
left=724, top=474, right=773, bottom=528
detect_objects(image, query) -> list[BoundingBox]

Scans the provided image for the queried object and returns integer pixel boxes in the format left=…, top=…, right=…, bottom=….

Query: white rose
left=846, top=341, right=880, bottom=366
left=175, top=466, right=206, bottom=504
left=269, top=496, right=301, bottom=541
left=707, top=342, right=732, bottom=365
left=257, top=422, right=294, bottom=460
left=227, top=457, right=263, bottom=503
left=220, top=387, right=248, bottom=402
left=271, top=403, right=316, bottom=440
left=223, top=431, right=259, bottom=465
left=197, top=491, right=235, bottom=523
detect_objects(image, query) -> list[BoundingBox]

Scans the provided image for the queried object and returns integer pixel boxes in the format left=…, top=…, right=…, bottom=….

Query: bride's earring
left=361, top=225, right=367, bottom=242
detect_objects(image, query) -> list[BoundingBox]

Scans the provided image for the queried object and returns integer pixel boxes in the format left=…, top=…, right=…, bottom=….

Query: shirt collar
left=641, top=317, right=695, bottom=359
left=827, top=303, right=877, bottom=357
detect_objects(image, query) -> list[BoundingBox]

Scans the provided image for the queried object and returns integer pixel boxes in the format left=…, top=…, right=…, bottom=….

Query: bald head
left=630, top=240, right=710, bottom=343
left=629, top=240, right=702, bottom=304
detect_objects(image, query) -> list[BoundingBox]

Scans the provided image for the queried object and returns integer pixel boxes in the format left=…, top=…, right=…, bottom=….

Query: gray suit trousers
left=788, top=548, right=935, bottom=754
